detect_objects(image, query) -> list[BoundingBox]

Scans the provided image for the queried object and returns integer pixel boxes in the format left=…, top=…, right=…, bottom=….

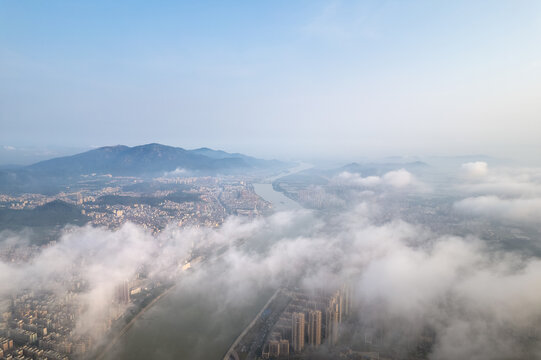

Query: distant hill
left=191, top=147, right=285, bottom=168
left=0, top=144, right=291, bottom=194
left=26, top=143, right=277, bottom=176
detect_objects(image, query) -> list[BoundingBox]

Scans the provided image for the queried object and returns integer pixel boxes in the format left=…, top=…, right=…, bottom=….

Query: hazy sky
left=1, top=0, right=540, bottom=162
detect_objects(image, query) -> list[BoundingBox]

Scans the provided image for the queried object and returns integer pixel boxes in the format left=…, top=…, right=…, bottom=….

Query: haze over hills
left=0, top=143, right=291, bottom=194
left=270, top=160, right=431, bottom=189
left=28, top=143, right=288, bottom=176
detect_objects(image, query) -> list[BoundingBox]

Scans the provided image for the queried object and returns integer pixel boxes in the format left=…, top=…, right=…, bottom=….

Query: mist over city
left=1, top=1, right=541, bottom=360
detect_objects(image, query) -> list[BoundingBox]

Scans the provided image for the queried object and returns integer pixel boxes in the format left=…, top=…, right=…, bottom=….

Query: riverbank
left=252, top=183, right=302, bottom=212
left=222, top=288, right=282, bottom=360
left=98, top=169, right=307, bottom=359
left=94, top=284, right=177, bottom=360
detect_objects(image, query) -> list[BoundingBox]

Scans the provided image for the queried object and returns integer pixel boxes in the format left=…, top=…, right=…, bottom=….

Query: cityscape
left=0, top=163, right=275, bottom=359
left=1, top=153, right=540, bottom=359
left=2, top=1, right=541, bottom=359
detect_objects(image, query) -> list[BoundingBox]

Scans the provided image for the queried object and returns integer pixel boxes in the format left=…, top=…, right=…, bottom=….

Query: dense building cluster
left=0, top=272, right=175, bottom=360
left=1, top=290, right=89, bottom=360
left=0, top=176, right=271, bottom=234
left=0, top=174, right=275, bottom=359
left=261, top=287, right=351, bottom=359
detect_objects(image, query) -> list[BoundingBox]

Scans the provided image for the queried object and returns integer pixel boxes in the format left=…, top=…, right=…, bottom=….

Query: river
left=105, top=281, right=275, bottom=360
left=252, top=162, right=311, bottom=211
left=252, top=183, right=301, bottom=212
left=107, top=165, right=308, bottom=360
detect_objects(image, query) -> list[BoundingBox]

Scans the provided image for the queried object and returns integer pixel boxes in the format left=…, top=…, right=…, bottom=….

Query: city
left=0, top=170, right=277, bottom=359
left=2, top=1, right=541, bottom=359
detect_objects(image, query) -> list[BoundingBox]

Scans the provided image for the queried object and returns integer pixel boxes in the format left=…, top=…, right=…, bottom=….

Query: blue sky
left=1, top=0, right=540, bottom=163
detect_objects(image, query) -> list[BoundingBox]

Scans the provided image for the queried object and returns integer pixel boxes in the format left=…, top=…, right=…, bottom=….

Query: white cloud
left=454, top=195, right=541, bottom=224
left=457, top=166, right=541, bottom=197
left=163, top=167, right=187, bottom=177
left=2, top=200, right=541, bottom=358
left=454, top=163, right=541, bottom=226
left=336, top=171, right=382, bottom=187
left=334, top=169, right=418, bottom=189
left=461, top=161, right=489, bottom=177
left=382, top=168, right=414, bottom=188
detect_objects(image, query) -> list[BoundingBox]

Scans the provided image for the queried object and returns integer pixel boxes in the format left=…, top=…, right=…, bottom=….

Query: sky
left=1, top=0, right=540, bottom=163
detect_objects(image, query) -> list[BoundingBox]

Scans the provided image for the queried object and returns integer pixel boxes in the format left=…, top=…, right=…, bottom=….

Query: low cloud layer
left=2, top=162, right=541, bottom=359
left=454, top=195, right=541, bottom=225
left=454, top=162, right=541, bottom=226
left=458, top=163, right=541, bottom=197
left=461, top=161, right=489, bottom=177
left=334, top=169, right=420, bottom=189
left=2, top=200, right=541, bottom=359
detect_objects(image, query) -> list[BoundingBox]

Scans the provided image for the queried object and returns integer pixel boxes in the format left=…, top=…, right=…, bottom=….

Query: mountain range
left=0, top=143, right=291, bottom=194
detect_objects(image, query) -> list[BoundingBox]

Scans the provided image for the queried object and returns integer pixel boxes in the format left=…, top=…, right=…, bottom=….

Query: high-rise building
left=291, top=312, right=305, bottom=353
left=279, top=339, right=289, bottom=356
left=269, top=340, right=280, bottom=357
left=308, top=310, right=322, bottom=347
left=9, top=328, right=37, bottom=344
left=115, top=280, right=130, bottom=304
left=325, top=302, right=339, bottom=346
left=342, top=284, right=352, bottom=317
left=328, top=289, right=344, bottom=324
left=0, top=337, right=14, bottom=352
left=336, top=291, right=344, bottom=323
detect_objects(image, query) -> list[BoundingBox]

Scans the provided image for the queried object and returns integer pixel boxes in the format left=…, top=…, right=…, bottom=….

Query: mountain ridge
left=26, top=143, right=285, bottom=175
left=0, top=143, right=291, bottom=194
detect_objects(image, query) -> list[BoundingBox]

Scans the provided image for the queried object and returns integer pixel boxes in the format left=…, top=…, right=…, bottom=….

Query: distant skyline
left=1, top=0, right=540, bottom=163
